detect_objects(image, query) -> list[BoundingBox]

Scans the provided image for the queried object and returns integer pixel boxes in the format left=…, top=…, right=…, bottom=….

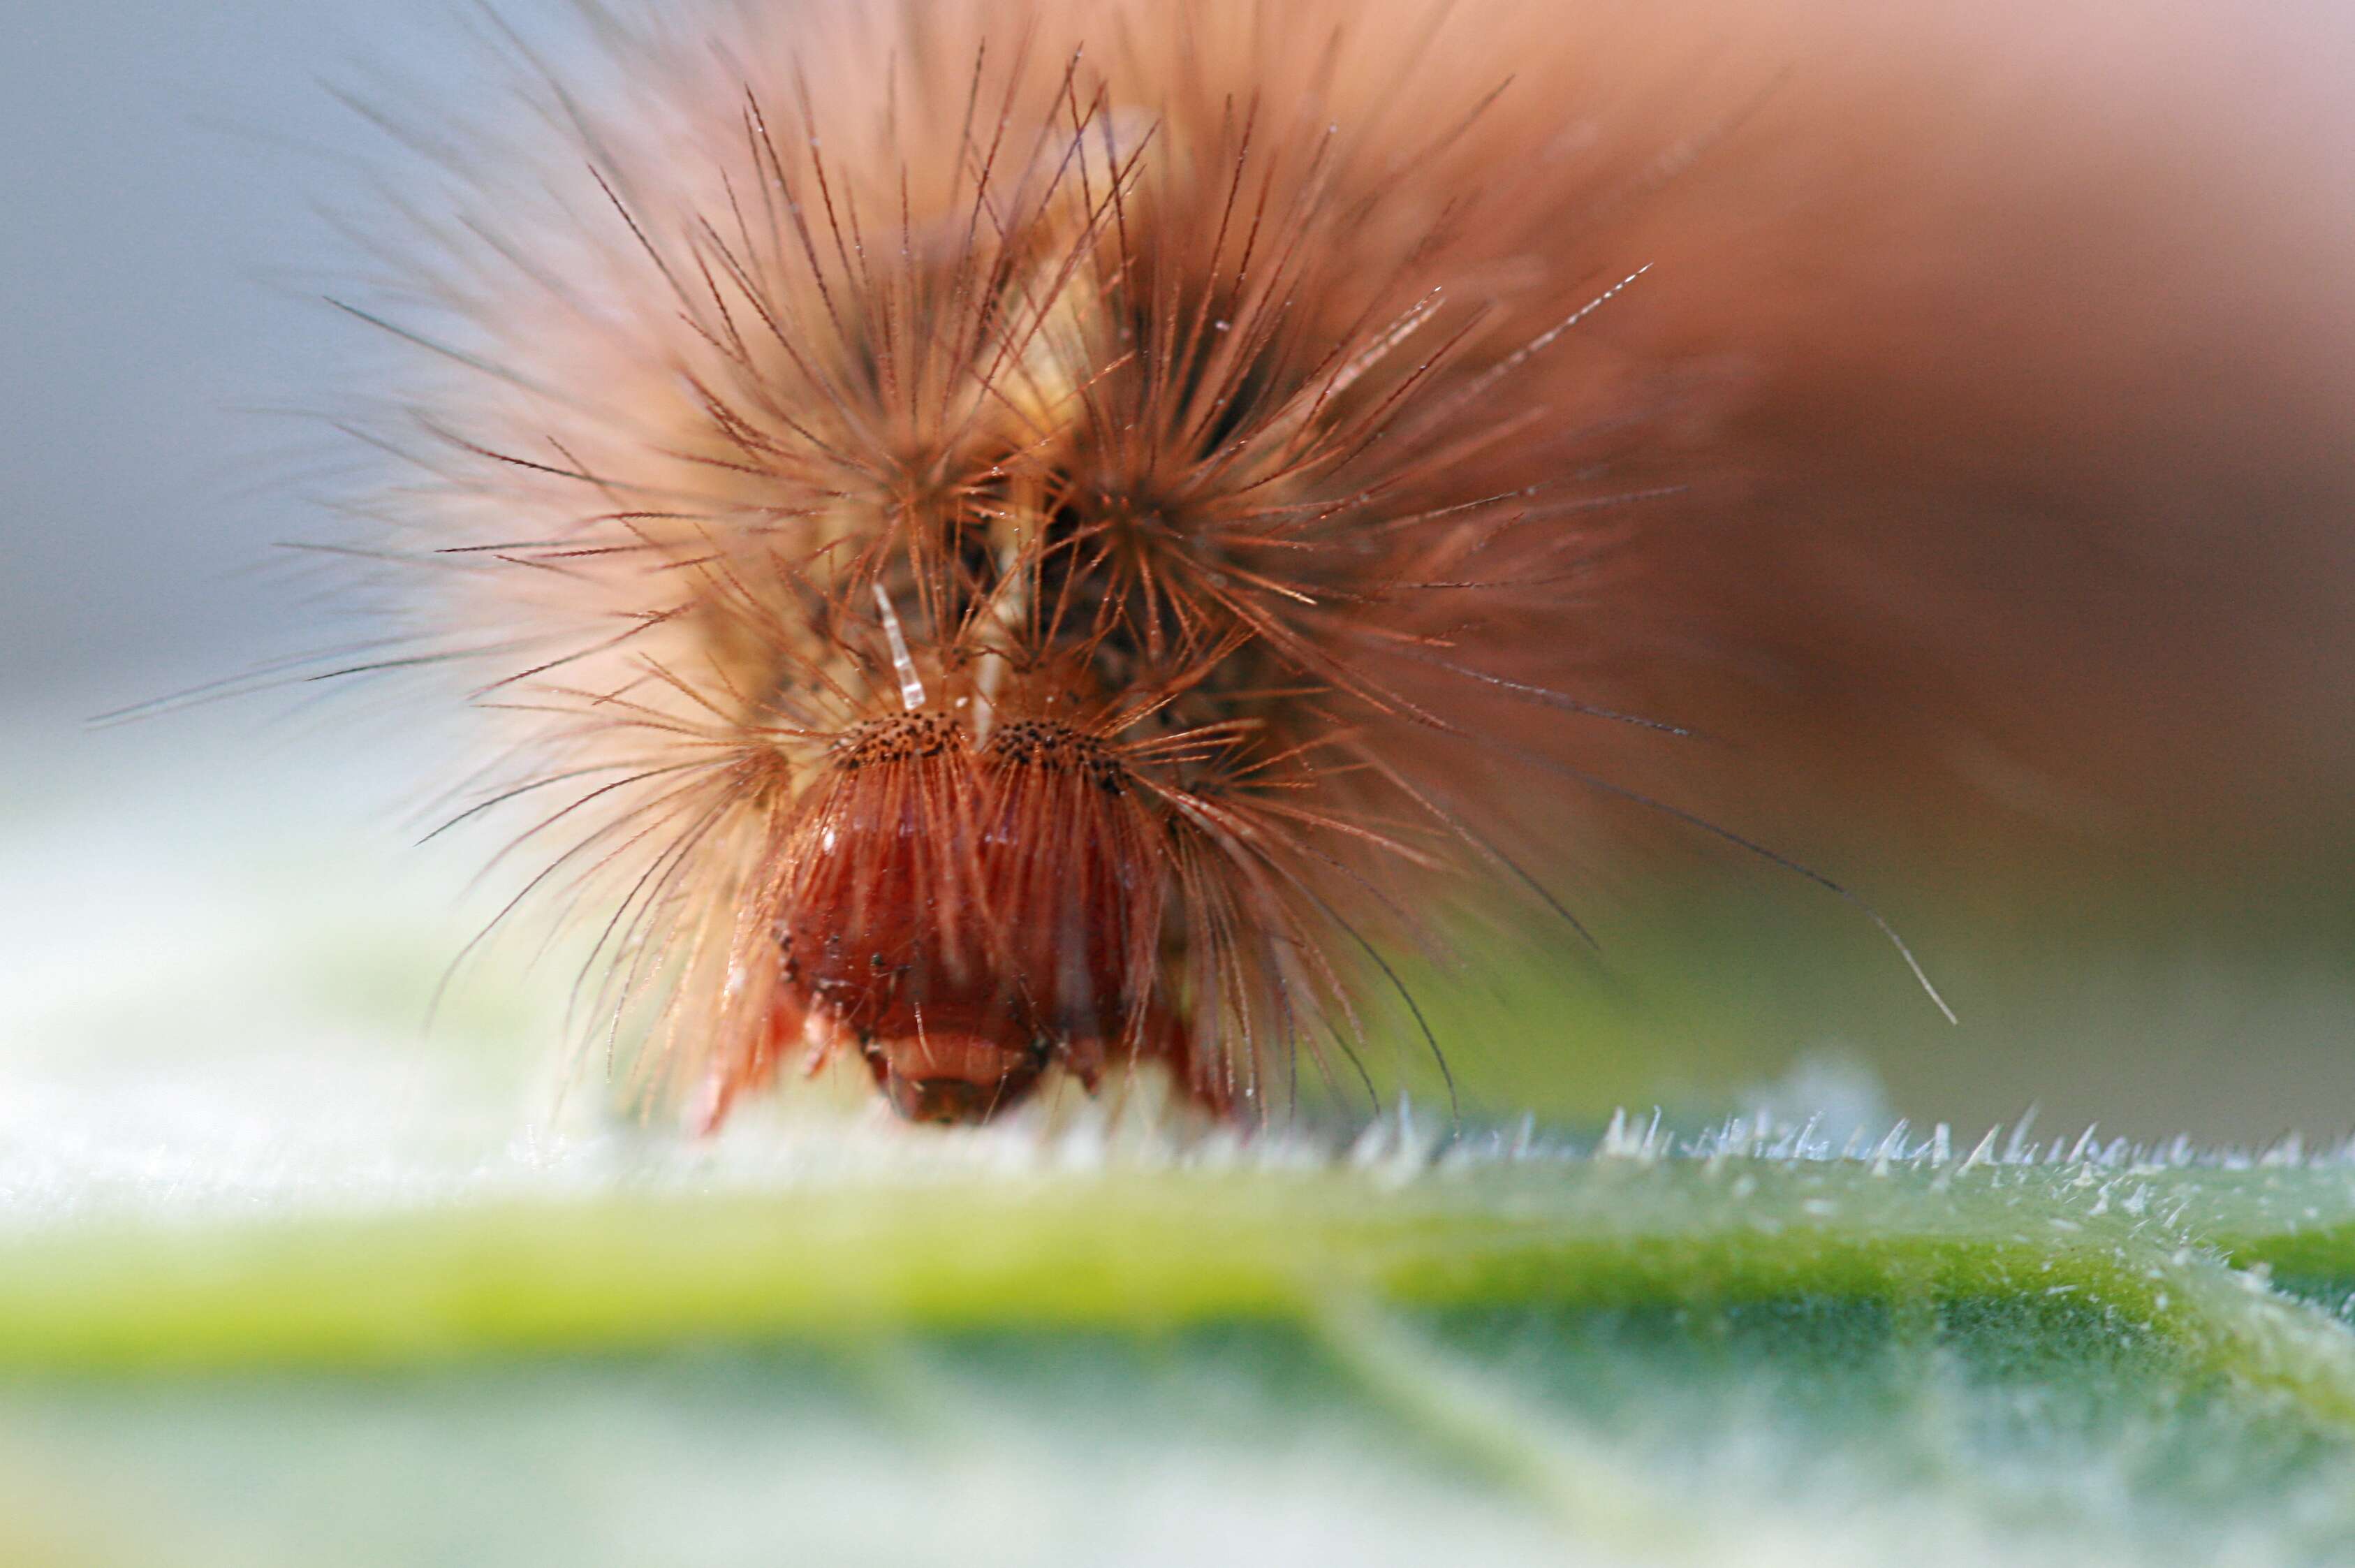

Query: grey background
left=0, top=1, right=544, bottom=710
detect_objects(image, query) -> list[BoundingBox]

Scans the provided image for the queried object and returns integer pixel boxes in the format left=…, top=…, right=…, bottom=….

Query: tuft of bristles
left=330, top=0, right=1928, bottom=1129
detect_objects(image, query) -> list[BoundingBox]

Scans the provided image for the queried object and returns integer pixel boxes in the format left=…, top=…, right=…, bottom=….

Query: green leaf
left=8, top=1122, right=2355, bottom=1565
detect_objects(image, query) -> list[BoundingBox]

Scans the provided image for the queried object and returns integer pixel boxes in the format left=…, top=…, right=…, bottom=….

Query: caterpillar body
left=341, top=0, right=1930, bottom=1129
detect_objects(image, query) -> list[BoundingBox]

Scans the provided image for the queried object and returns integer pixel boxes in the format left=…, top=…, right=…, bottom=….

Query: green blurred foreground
left=7, top=1123, right=2355, bottom=1566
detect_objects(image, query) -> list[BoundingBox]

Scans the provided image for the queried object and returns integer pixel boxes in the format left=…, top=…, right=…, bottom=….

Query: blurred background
left=6, top=0, right=2355, bottom=1180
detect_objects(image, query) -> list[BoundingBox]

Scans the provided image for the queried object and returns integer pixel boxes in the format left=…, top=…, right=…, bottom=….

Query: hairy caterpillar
left=330, top=0, right=1955, bottom=1130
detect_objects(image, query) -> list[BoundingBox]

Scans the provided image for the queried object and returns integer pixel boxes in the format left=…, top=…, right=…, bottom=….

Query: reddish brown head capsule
left=746, top=711, right=1181, bottom=1124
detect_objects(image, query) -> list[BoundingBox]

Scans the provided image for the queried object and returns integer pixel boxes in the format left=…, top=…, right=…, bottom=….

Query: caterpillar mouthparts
left=338, top=0, right=1928, bottom=1129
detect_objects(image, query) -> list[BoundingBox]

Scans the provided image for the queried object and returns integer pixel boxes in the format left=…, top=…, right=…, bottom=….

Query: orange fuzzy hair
left=337, top=0, right=1947, bottom=1127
